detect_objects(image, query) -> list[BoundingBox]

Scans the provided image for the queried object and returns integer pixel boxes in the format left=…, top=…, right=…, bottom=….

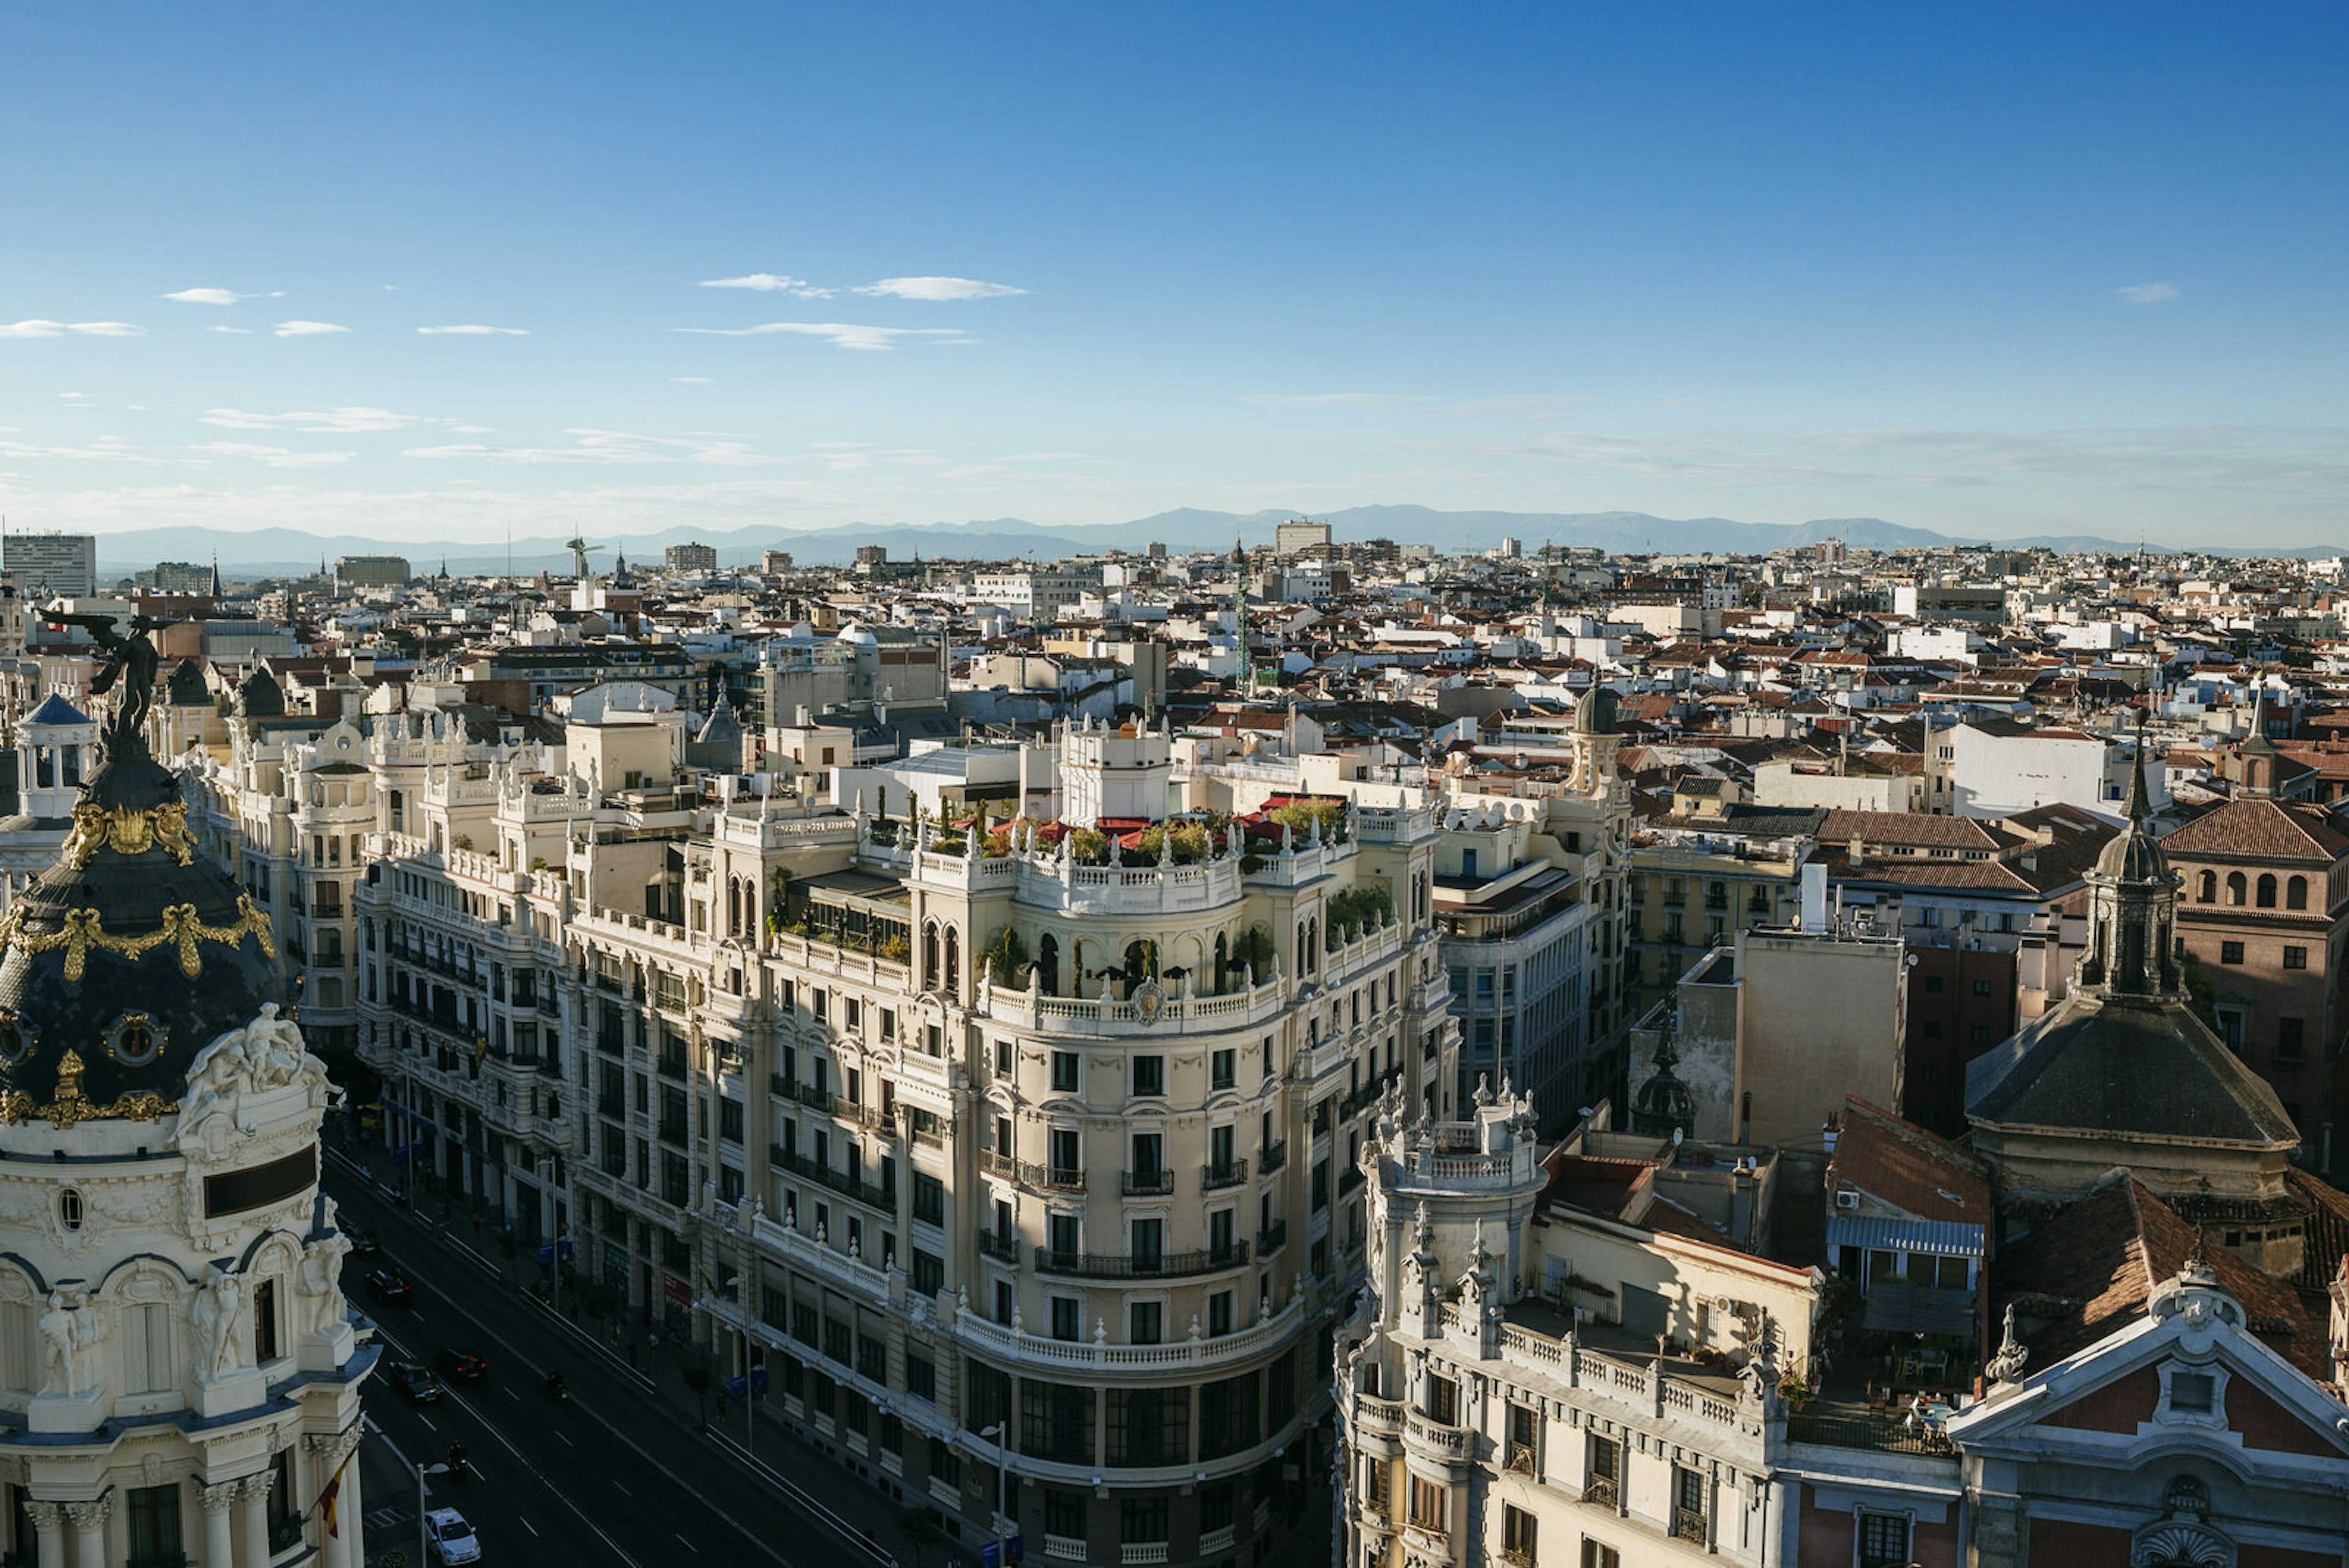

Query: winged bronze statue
left=46, top=604, right=171, bottom=751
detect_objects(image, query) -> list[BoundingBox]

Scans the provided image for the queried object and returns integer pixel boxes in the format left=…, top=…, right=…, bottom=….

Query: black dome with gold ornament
left=0, top=621, right=283, bottom=1131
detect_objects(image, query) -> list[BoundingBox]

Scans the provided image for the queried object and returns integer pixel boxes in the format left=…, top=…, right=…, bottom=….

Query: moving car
left=425, top=1507, right=481, bottom=1564
left=434, top=1347, right=490, bottom=1381
left=343, top=1225, right=381, bottom=1255
left=388, top=1361, right=442, bottom=1403
left=363, top=1268, right=414, bottom=1304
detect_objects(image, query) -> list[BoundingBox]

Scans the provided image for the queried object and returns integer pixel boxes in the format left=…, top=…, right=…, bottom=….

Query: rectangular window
left=1045, top=1490, right=1087, bottom=1540
left=1211, top=1049, right=1236, bottom=1090
left=905, top=1353, right=937, bottom=1402
left=1425, top=1373, right=1458, bottom=1425
left=1859, top=1513, right=1912, bottom=1568
left=2221, top=940, right=2245, bottom=965
left=911, top=1249, right=943, bottom=1298
left=1129, top=1301, right=1162, bottom=1345
left=1051, top=1050, right=1080, bottom=1092
left=1132, top=1055, right=1165, bottom=1098
left=253, top=1277, right=280, bottom=1362
left=1502, top=1504, right=1537, bottom=1563
left=1406, top=1476, right=1447, bottom=1532
left=1581, top=1544, right=1620, bottom=1568
left=127, top=1483, right=184, bottom=1561
left=913, top=1172, right=944, bottom=1225
left=124, top=1302, right=174, bottom=1394
left=1120, top=1497, right=1169, bottom=1545
left=1050, top=1296, right=1082, bottom=1342
left=2278, top=1016, right=2306, bottom=1058
left=2284, top=945, right=2309, bottom=970
left=720, top=1098, right=744, bottom=1143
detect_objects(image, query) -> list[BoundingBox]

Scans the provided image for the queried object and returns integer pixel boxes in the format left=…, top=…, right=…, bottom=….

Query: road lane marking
left=557, top=1432, right=574, bottom=1446
left=522, top=1519, right=539, bottom=1537
left=418, top=1414, right=438, bottom=1432
left=333, top=1176, right=795, bottom=1568
left=677, top=1538, right=699, bottom=1553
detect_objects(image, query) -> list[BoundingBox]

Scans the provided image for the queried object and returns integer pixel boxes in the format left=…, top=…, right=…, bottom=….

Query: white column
left=64, top=1496, right=109, bottom=1568
left=24, top=1502, right=65, bottom=1568
left=237, top=1471, right=273, bottom=1564
left=201, top=1481, right=239, bottom=1567
left=328, top=1454, right=364, bottom=1568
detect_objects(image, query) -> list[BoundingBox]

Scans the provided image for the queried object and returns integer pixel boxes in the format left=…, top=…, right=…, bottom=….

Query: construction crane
left=563, top=538, right=610, bottom=579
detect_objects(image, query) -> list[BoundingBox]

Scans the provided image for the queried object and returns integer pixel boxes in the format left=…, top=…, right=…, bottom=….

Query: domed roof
left=697, top=699, right=743, bottom=744
left=1573, top=683, right=1619, bottom=736
left=236, top=662, right=286, bottom=718
left=0, top=710, right=281, bottom=1127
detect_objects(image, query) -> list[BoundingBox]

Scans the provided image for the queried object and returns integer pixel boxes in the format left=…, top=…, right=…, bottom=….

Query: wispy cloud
left=855, top=276, right=1024, bottom=302
left=207, top=326, right=254, bottom=335
left=1239, top=392, right=1408, bottom=407
left=273, top=320, right=349, bottom=337
left=403, top=428, right=779, bottom=466
left=0, top=434, right=162, bottom=463
left=670, top=322, right=973, bottom=351
left=202, top=406, right=457, bottom=434
left=189, top=441, right=358, bottom=469
left=2117, top=281, right=2180, bottom=306
left=163, top=287, right=283, bottom=305
left=0, top=320, right=146, bottom=338
left=418, top=324, right=530, bottom=336
left=699, top=273, right=835, bottom=297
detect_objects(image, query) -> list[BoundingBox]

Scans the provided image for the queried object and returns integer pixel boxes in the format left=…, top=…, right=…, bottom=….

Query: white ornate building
left=0, top=681, right=371, bottom=1567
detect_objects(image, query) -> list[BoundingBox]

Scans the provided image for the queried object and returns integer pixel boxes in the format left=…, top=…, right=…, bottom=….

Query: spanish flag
left=315, top=1447, right=354, bottom=1539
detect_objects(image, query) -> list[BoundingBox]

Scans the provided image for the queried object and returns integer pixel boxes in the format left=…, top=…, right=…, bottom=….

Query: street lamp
left=414, top=1460, right=451, bottom=1567
left=980, top=1424, right=1012, bottom=1568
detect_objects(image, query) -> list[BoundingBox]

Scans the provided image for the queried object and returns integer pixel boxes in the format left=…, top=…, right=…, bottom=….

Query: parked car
left=363, top=1268, right=414, bottom=1304
left=435, top=1347, right=490, bottom=1381
left=388, top=1361, right=442, bottom=1403
left=425, top=1506, right=481, bottom=1564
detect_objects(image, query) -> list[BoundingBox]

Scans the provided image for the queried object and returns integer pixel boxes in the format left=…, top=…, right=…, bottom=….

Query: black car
left=363, top=1268, right=414, bottom=1304
left=344, top=1225, right=381, bottom=1255
left=435, top=1348, right=490, bottom=1381
left=388, top=1361, right=443, bottom=1403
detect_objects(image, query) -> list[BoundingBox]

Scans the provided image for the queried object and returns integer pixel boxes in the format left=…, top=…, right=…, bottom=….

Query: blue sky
left=1, top=4, right=2343, bottom=548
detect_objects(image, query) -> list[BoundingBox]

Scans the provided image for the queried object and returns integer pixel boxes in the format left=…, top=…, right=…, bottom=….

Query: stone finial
left=1986, top=1302, right=2030, bottom=1386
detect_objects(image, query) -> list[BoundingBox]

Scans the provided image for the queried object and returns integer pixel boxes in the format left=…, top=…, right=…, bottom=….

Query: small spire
left=2122, top=705, right=2150, bottom=825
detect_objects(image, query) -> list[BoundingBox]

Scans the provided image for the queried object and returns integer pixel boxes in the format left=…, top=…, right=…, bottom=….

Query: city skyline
left=2, top=5, right=2344, bottom=546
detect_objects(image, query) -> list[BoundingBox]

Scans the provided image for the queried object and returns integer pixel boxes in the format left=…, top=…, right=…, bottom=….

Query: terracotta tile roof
left=1992, top=1175, right=2316, bottom=1374
left=1827, top=1099, right=1991, bottom=1224
left=2161, top=796, right=2349, bottom=862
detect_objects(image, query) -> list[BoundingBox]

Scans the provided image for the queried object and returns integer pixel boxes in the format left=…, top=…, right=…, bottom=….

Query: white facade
left=1948, top=721, right=2162, bottom=823
left=2, top=533, right=98, bottom=598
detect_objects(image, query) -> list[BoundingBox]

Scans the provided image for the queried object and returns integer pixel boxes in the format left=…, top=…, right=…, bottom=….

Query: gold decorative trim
left=0, top=894, right=275, bottom=983
left=59, top=801, right=197, bottom=870
left=0, top=1048, right=180, bottom=1129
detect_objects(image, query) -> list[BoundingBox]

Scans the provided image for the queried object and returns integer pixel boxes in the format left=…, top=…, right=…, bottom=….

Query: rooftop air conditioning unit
left=1834, top=1189, right=1862, bottom=1210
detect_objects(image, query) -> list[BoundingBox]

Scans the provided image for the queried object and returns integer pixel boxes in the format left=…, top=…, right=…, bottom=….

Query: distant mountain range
left=78, top=508, right=2341, bottom=578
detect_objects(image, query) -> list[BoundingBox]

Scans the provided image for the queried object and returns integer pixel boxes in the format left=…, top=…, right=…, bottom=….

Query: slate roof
left=1967, top=990, right=2298, bottom=1147
left=20, top=693, right=89, bottom=727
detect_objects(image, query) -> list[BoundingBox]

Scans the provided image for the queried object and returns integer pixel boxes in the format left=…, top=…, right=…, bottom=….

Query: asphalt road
left=332, top=1164, right=897, bottom=1568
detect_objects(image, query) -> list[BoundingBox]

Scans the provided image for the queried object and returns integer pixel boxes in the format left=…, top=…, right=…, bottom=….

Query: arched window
left=1037, top=934, right=1060, bottom=995
left=2227, top=872, right=2247, bottom=907
left=944, top=927, right=960, bottom=994
left=1214, top=932, right=1229, bottom=995
left=922, top=923, right=940, bottom=989
left=2257, top=874, right=2278, bottom=909
left=2287, top=875, right=2309, bottom=911
left=2198, top=871, right=2217, bottom=902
